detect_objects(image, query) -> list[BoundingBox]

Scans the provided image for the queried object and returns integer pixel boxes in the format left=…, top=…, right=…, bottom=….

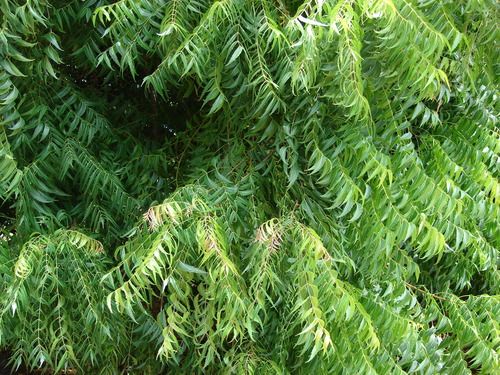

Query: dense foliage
left=0, top=0, right=499, bottom=373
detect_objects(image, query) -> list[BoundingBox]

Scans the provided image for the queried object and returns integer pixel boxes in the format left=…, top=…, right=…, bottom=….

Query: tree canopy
left=0, top=0, right=499, bottom=374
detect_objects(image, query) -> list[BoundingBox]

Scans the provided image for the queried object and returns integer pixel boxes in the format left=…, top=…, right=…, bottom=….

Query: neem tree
left=0, top=1, right=498, bottom=374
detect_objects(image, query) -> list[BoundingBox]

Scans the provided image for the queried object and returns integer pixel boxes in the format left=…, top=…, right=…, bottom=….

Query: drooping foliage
left=0, top=0, right=499, bottom=373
